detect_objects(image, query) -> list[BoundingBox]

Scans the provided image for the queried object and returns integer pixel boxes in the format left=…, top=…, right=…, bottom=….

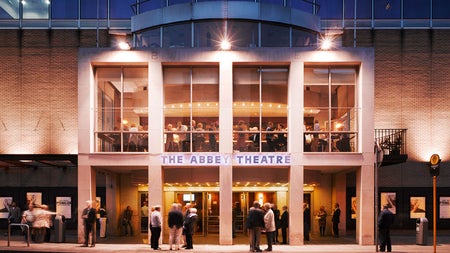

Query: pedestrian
left=280, top=206, right=289, bottom=244
left=271, top=204, right=281, bottom=244
left=246, top=201, right=265, bottom=252
left=378, top=204, right=395, bottom=252
left=332, top=203, right=341, bottom=237
left=168, top=203, right=184, bottom=251
left=81, top=200, right=97, bottom=247
left=150, top=205, right=162, bottom=250
left=122, top=205, right=133, bottom=236
left=7, top=202, right=21, bottom=235
left=21, top=204, right=36, bottom=242
left=183, top=208, right=198, bottom=250
left=263, top=203, right=276, bottom=252
left=303, top=203, right=310, bottom=241
left=317, top=205, right=327, bottom=236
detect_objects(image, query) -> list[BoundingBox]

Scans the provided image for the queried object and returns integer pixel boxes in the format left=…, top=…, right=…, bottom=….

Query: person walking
left=183, top=208, right=198, bottom=250
left=332, top=203, right=341, bottom=238
left=81, top=200, right=97, bottom=247
left=150, top=205, right=162, bottom=250
left=246, top=201, right=265, bottom=252
left=378, top=204, right=395, bottom=252
left=168, top=203, right=184, bottom=251
left=263, top=203, right=276, bottom=252
left=317, top=206, right=327, bottom=237
left=280, top=206, right=289, bottom=244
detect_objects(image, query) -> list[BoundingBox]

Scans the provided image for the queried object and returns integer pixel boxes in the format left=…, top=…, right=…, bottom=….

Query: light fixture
left=118, top=42, right=131, bottom=50
left=220, top=40, right=231, bottom=50
left=320, top=36, right=333, bottom=50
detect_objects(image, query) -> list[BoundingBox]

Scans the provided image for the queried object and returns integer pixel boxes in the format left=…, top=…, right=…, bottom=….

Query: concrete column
left=356, top=165, right=375, bottom=245
left=77, top=164, right=96, bottom=243
left=289, top=164, right=304, bottom=245
left=219, top=52, right=233, bottom=245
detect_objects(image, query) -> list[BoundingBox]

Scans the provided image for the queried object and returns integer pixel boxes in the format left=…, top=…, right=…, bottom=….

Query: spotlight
left=220, top=40, right=231, bottom=50
left=320, top=37, right=333, bottom=50
left=118, top=42, right=131, bottom=50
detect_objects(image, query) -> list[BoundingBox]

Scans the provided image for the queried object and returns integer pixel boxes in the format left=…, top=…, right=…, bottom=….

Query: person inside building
left=332, top=203, right=341, bottom=238
left=317, top=205, right=327, bottom=236
left=303, top=203, right=310, bottom=241
left=122, top=205, right=133, bottom=236
left=280, top=205, right=289, bottom=244
left=265, top=121, right=275, bottom=152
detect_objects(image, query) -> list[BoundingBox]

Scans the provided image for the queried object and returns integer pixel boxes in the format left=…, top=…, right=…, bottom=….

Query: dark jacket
left=82, top=207, right=97, bottom=225
left=332, top=208, right=341, bottom=223
left=183, top=213, right=198, bottom=235
left=378, top=208, right=394, bottom=229
left=246, top=207, right=265, bottom=229
left=168, top=209, right=184, bottom=229
left=280, top=210, right=289, bottom=229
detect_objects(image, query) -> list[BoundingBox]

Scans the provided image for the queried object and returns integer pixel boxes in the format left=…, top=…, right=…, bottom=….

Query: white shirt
left=150, top=210, right=162, bottom=227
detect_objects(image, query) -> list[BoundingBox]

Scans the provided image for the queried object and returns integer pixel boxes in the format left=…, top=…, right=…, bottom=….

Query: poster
left=27, top=192, right=42, bottom=207
left=0, top=197, right=13, bottom=219
left=439, top=197, right=450, bottom=219
left=56, top=197, right=72, bottom=219
left=351, top=196, right=357, bottom=219
left=410, top=196, right=426, bottom=219
left=380, top=192, right=396, bottom=214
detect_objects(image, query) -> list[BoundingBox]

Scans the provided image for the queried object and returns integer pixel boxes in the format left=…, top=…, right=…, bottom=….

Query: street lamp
left=429, top=154, right=441, bottom=253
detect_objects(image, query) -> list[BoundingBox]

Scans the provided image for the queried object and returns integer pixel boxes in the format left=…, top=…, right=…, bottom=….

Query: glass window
left=136, top=27, right=161, bottom=48
left=23, top=0, right=50, bottom=19
left=0, top=0, right=19, bottom=19
left=95, top=66, right=148, bottom=152
left=374, top=0, right=400, bottom=19
left=228, top=20, right=258, bottom=48
left=261, top=23, right=290, bottom=47
left=304, top=66, right=357, bottom=153
left=163, top=66, right=219, bottom=152
left=233, top=66, right=288, bottom=152
left=433, top=0, right=450, bottom=19
left=163, top=22, right=192, bottom=48
left=404, top=0, right=430, bottom=19
left=80, top=0, right=108, bottom=19
left=343, top=0, right=371, bottom=19
left=110, top=0, right=134, bottom=19
left=318, top=0, right=343, bottom=19
left=194, top=20, right=225, bottom=48
left=52, top=0, right=77, bottom=19
left=292, top=28, right=316, bottom=47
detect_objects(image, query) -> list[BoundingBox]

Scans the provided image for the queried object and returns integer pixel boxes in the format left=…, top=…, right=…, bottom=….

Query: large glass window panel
left=404, top=0, right=430, bottom=19
left=292, top=28, right=316, bottom=47
left=433, top=0, right=450, bottom=19
left=374, top=0, right=400, bottom=19
left=318, top=0, right=343, bottom=19
left=23, top=0, right=49, bottom=19
left=136, top=28, right=161, bottom=48
left=304, top=66, right=357, bottom=153
left=80, top=0, right=108, bottom=19
left=52, top=0, right=78, bottom=19
left=0, top=0, right=19, bottom=19
left=163, top=22, right=192, bottom=48
left=194, top=20, right=224, bottom=48
left=261, top=23, right=289, bottom=47
left=110, top=0, right=134, bottom=19
left=164, top=66, right=219, bottom=152
left=228, top=21, right=258, bottom=48
left=95, top=66, right=148, bottom=152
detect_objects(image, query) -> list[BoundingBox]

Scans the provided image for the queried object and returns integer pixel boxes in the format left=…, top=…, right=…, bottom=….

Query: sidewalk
left=2, top=230, right=450, bottom=253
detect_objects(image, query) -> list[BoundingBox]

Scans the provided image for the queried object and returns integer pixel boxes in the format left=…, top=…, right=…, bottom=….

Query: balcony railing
left=375, top=129, right=408, bottom=166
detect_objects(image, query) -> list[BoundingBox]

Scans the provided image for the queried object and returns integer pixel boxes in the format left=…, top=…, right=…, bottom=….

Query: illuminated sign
left=161, top=154, right=291, bottom=166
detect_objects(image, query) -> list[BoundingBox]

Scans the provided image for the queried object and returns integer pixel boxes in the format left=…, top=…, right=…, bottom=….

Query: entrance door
left=175, top=192, right=206, bottom=235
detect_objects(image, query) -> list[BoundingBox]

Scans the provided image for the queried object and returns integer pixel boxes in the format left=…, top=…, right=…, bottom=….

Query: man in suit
left=332, top=203, right=341, bottom=237
left=81, top=200, right=97, bottom=247
left=378, top=204, right=395, bottom=252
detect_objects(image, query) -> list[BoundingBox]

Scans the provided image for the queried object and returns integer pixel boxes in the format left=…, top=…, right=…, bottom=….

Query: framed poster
left=410, top=196, right=426, bottom=219
left=380, top=192, right=396, bottom=214
left=351, top=197, right=357, bottom=219
left=439, top=197, right=450, bottom=219
left=56, top=197, right=72, bottom=219
left=0, top=197, right=13, bottom=219
left=27, top=192, right=42, bottom=207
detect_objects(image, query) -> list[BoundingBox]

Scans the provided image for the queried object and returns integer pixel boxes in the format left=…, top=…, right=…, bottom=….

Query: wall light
left=220, top=40, right=231, bottom=50
left=320, top=37, right=333, bottom=50
left=118, top=42, right=131, bottom=50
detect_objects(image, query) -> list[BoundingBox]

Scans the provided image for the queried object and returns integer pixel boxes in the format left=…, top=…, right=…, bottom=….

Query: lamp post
left=429, top=154, right=441, bottom=253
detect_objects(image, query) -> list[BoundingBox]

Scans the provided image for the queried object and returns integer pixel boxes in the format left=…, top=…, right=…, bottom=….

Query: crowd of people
left=164, top=120, right=219, bottom=152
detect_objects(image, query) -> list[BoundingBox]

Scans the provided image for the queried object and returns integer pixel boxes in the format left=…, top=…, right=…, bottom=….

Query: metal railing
left=374, top=129, right=407, bottom=156
left=7, top=223, right=30, bottom=247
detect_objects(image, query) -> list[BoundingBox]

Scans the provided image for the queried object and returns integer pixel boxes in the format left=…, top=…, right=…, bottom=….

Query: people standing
left=317, top=205, right=327, bottom=237
left=271, top=204, right=281, bottom=244
left=122, top=205, right=133, bottom=236
left=150, top=205, right=162, bottom=250
left=332, top=203, right=341, bottom=238
left=141, top=201, right=149, bottom=232
left=246, top=201, right=265, bottom=252
left=303, top=203, right=310, bottom=241
left=263, top=203, right=276, bottom=252
left=183, top=208, right=198, bottom=250
left=81, top=200, right=97, bottom=247
left=21, top=204, right=36, bottom=241
left=168, top=203, right=184, bottom=251
left=7, top=202, right=21, bottom=235
left=280, top=206, right=289, bottom=244
left=378, top=204, right=395, bottom=252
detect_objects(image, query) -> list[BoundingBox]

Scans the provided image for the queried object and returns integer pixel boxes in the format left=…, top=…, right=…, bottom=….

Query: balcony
left=375, top=129, right=408, bottom=166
